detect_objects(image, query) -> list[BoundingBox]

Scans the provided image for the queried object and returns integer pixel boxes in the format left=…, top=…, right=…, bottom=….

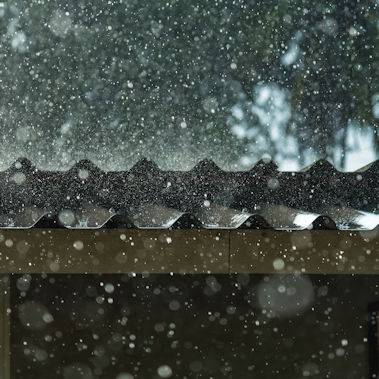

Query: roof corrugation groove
left=0, top=158, right=377, bottom=230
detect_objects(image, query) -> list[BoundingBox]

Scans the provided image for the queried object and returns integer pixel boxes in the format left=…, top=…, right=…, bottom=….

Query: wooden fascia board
left=0, top=229, right=376, bottom=274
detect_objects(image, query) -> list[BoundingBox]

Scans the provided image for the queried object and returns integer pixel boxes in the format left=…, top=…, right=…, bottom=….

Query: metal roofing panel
left=0, top=158, right=377, bottom=230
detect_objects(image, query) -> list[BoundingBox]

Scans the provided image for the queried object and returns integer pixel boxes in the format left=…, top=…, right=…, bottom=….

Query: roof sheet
left=0, top=158, right=377, bottom=230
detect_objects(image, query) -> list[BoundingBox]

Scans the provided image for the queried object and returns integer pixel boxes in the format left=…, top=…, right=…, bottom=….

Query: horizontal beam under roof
left=0, top=229, right=377, bottom=274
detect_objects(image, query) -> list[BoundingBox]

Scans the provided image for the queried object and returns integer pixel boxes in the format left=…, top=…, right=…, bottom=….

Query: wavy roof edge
left=2, top=209, right=378, bottom=231
left=3, top=157, right=379, bottom=173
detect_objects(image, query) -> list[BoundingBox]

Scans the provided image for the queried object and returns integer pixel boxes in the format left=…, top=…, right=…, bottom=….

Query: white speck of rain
left=73, top=240, right=84, bottom=251
left=273, top=258, right=285, bottom=270
left=157, top=365, right=173, bottom=378
left=104, top=283, right=115, bottom=294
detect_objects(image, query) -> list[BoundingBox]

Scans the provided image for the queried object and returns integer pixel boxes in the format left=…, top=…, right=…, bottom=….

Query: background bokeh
left=0, top=0, right=378, bottom=170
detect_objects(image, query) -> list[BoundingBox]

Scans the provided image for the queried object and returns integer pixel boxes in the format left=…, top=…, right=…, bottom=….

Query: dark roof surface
left=0, top=158, right=377, bottom=230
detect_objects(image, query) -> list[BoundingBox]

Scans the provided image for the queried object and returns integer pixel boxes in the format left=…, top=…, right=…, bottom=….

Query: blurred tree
left=0, top=0, right=377, bottom=168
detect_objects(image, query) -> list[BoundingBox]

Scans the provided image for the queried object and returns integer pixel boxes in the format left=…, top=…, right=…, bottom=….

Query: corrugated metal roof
left=0, top=158, right=377, bottom=230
